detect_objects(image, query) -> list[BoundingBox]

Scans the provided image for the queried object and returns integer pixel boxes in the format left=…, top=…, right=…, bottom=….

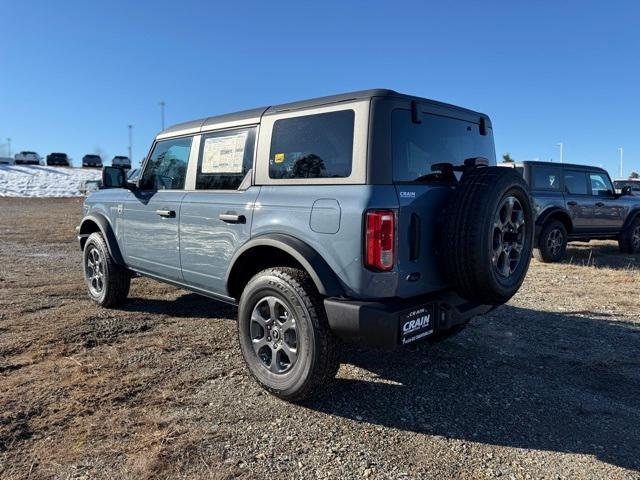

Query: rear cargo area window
left=269, top=110, right=354, bottom=179
left=392, top=109, right=495, bottom=183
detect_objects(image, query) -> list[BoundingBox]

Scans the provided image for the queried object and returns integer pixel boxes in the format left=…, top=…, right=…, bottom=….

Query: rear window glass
left=269, top=110, right=354, bottom=179
left=532, top=166, right=562, bottom=190
left=392, top=109, right=495, bottom=183
left=563, top=171, right=587, bottom=194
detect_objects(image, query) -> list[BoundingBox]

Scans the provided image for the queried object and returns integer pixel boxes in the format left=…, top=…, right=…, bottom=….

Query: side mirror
left=622, top=186, right=632, bottom=196
left=102, top=166, right=134, bottom=189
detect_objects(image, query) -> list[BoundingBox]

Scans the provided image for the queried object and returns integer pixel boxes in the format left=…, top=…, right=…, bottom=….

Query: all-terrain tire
left=82, top=232, right=131, bottom=307
left=619, top=216, right=640, bottom=254
left=237, top=267, right=341, bottom=401
left=441, top=167, right=534, bottom=305
left=533, top=220, right=568, bottom=263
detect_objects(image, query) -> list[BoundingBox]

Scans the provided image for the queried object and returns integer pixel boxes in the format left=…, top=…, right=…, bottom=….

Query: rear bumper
left=324, top=290, right=495, bottom=347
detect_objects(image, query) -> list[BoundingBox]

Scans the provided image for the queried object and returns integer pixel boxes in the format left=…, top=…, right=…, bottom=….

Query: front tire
left=237, top=267, right=341, bottom=401
left=83, top=232, right=131, bottom=307
left=533, top=220, right=568, bottom=263
left=619, top=217, right=640, bottom=254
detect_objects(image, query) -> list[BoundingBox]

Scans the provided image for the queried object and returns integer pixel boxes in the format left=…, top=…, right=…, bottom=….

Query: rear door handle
left=219, top=213, right=246, bottom=224
left=595, top=202, right=605, bottom=207
left=156, top=209, right=176, bottom=218
left=567, top=201, right=578, bottom=206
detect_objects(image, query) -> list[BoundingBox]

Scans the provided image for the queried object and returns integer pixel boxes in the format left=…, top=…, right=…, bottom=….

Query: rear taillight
left=365, top=210, right=395, bottom=271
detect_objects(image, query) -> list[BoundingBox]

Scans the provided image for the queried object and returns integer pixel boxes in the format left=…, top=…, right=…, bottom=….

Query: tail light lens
left=365, top=210, right=395, bottom=271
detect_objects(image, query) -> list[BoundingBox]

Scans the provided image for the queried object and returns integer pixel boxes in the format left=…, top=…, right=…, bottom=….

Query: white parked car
left=14, top=151, right=41, bottom=165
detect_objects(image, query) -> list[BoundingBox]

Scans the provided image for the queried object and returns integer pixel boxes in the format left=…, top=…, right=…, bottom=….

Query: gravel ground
left=0, top=198, right=639, bottom=479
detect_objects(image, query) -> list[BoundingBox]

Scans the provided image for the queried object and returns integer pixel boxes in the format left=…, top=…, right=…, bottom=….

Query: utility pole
left=128, top=125, right=133, bottom=162
left=557, top=142, right=563, bottom=163
left=618, top=147, right=624, bottom=178
left=160, top=101, right=165, bottom=130
left=7, top=137, right=11, bottom=156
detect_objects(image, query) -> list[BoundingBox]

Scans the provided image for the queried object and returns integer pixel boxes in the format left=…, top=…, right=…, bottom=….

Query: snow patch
left=0, top=165, right=102, bottom=198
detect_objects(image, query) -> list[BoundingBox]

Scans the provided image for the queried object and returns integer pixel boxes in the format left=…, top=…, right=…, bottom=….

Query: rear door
left=589, top=171, right=626, bottom=230
left=122, top=136, right=192, bottom=281
left=391, top=107, right=496, bottom=297
left=179, top=126, right=259, bottom=295
left=562, top=169, right=593, bottom=232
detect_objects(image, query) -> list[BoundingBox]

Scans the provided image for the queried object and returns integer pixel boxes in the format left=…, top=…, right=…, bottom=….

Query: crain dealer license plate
left=400, top=304, right=434, bottom=344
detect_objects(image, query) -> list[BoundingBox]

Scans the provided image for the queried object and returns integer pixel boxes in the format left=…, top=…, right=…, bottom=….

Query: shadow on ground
left=306, top=305, right=640, bottom=472
left=122, top=293, right=237, bottom=320
left=117, top=292, right=639, bottom=471
left=562, top=241, right=639, bottom=269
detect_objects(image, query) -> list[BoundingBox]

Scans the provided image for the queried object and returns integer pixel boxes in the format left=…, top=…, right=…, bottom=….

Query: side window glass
left=269, top=110, right=354, bottom=179
left=196, top=127, right=256, bottom=190
left=532, top=166, right=562, bottom=190
left=563, top=171, right=587, bottom=195
left=589, top=173, right=613, bottom=196
left=140, top=137, right=192, bottom=191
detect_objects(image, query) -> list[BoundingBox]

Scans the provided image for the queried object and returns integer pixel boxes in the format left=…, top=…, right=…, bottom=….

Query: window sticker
left=274, top=153, right=285, bottom=163
left=202, top=132, right=247, bottom=174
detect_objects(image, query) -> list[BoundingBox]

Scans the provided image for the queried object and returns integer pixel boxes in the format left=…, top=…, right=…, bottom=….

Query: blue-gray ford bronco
left=78, top=89, right=534, bottom=400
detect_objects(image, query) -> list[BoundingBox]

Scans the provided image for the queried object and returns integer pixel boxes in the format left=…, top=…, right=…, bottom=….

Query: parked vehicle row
left=5, top=151, right=131, bottom=169
left=76, top=90, right=640, bottom=401
left=505, top=161, right=640, bottom=262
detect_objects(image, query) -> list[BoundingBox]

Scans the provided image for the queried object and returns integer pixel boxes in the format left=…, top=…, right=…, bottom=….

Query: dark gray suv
left=508, top=161, right=640, bottom=262
left=78, top=90, right=534, bottom=400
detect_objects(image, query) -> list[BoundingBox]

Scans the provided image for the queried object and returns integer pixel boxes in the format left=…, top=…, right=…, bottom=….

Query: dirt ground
left=1, top=197, right=639, bottom=480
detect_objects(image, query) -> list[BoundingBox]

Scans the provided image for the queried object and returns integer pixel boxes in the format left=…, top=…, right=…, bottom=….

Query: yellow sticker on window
left=274, top=153, right=285, bottom=163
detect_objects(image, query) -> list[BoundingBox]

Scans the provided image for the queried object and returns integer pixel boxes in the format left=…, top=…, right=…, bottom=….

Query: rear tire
left=441, top=167, right=534, bottom=305
left=82, top=232, right=131, bottom=307
left=237, top=267, right=341, bottom=402
left=619, top=216, right=640, bottom=254
left=533, top=220, right=568, bottom=263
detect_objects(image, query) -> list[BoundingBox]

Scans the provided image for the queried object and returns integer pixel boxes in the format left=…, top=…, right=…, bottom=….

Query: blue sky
left=1, top=0, right=639, bottom=176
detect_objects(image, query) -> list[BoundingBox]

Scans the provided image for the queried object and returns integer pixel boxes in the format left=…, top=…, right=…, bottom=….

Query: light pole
left=128, top=125, right=133, bottom=162
left=557, top=142, right=563, bottom=163
left=160, top=101, right=165, bottom=130
left=7, top=137, right=11, bottom=156
left=618, top=147, right=624, bottom=178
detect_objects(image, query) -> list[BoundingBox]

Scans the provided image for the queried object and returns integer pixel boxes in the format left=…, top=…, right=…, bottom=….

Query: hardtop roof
left=157, top=89, right=489, bottom=139
left=515, top=160, right=609, bottom=173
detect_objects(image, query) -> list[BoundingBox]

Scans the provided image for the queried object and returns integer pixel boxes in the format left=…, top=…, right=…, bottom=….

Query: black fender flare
left=534, top=206, right=573, bottom=239
left=622, top=208, right=640, bottom=232
left=78, top=214, right=125, bottom=265
left=226, top=233, right=345, bottom=298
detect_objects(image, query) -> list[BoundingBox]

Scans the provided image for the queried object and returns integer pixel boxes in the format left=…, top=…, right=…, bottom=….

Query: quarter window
left=269, top=110, right=354, bottom=179
left=140, top=137, right=192, bottom=190
left=196, top=127, right=256, bottom=190
left=531, top=166, right=562, bottom=191
left=563, top=171, right=588, bottom=195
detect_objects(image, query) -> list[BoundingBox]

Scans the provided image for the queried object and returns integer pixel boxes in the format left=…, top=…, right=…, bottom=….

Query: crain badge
left=399, top=191, right=416, bottom=199
left=400, top=305, right=434, bottom=344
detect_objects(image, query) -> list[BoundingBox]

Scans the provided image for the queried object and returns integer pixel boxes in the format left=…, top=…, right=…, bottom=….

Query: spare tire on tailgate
left=441, top=166, right=534, bottom=305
